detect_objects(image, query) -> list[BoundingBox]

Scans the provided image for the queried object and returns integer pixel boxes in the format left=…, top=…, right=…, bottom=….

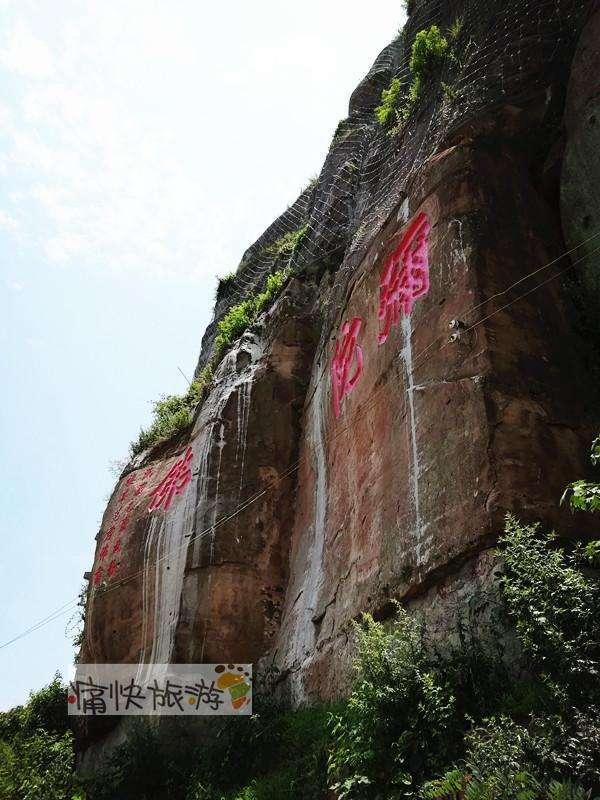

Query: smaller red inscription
left=104, top=525, right=115, bottom=542
left=148, top=447, right=194, bottom=513
left=106, top=559, right=119, bottom=578
left=331, top=317, right=364, bottom=419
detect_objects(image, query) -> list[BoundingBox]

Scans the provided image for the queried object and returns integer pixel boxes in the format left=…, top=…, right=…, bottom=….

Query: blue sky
left=0, top=0, right=403, bottom=710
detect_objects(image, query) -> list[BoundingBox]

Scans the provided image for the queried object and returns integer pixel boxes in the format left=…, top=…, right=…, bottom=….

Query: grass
left=213, top=267, right=291, bottom=360
left=130, top=364, right=214, bottom=457
left=263, top=225, right=308, bottom=258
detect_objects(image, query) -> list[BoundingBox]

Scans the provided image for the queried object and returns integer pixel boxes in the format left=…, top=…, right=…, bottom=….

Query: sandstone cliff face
left=80, top=0, right=598, bottom=746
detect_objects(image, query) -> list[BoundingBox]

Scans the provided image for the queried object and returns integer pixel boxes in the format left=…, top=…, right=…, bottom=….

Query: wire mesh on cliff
left=200, top=0, right=590, bottom=364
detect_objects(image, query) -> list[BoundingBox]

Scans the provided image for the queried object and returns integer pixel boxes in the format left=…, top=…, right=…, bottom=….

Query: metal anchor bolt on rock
left=448, top=319, right=467, bottom=343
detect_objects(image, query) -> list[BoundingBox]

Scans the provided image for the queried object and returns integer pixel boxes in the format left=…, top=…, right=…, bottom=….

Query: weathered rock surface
left=79, top=0, right=599, bottom=755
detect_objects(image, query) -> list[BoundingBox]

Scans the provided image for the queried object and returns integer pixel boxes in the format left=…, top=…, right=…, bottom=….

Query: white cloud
left=6, top=279, right=24, bottom=291
left=0, top=1, right=402, bottom=283
left=0, top=20, right=54, bottom=79
left=0, top=209, right=18, bottom=231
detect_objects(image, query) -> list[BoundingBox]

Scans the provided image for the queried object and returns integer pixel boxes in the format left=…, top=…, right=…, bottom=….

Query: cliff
left=78, top=0, right=599, bottom=756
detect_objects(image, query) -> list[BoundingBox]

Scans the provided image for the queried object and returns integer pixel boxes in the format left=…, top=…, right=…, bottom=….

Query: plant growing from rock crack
left=562, top=434, right=600, bottom=514
left=377, top=24, right=451, bottom=135
left=375, top=77, right=404, bottom=126
left=263, top=225, right=308, bottom=259
left=215, top=271, right=236, bottom=300
left=130, top=363, right=214, bottom=457
left=129, top=265, right=292, bottom=457
left=213, top=267, right=291, bottom=360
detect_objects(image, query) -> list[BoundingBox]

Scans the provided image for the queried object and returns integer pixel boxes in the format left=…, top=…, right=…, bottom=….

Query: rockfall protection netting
left=198, top=0, right=591, bottom=367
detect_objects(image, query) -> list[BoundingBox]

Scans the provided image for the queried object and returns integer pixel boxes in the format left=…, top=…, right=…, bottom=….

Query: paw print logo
left=214, top=664, right=252, bottom=711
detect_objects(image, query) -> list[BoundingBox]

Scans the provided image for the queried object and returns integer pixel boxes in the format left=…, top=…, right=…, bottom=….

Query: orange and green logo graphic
left=214, top=664, right=252, bottom=711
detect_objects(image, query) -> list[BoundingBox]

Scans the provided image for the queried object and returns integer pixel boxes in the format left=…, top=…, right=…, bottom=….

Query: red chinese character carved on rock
left=148, top=447, right=194, bottom=513
left=118, top=487, right=130, bottom=504
left=104, top=525, right=115, bottom=541
left=106, top=559, right=119, bottom=578
left=378, top=212, right=431, bottom=345
left=331, top=317, right=364, bottom=419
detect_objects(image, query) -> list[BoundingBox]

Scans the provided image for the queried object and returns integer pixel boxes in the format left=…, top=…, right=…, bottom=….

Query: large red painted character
left=331, top=317, right=364, bottom=419
left=148, top=446, right=194, bottom=513
left=378, top=212, right=431, bottom=345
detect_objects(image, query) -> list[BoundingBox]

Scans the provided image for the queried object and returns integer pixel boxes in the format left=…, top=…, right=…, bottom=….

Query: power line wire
left=2, top=230, right=596, bottom=652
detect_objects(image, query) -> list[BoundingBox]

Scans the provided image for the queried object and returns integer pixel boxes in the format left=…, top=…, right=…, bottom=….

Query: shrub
left=406, top=25, right=448, bottom=109
left=83, top=704, right=329, bottom=800
left=376, top=25, right=450, bottom=131
left=0, top=730, right=78, bottom=800
left=423, top=716, right=589, bottom=800
left=563, top=435, right=600, bottom=513
left=216, top=272, right=237, bottom=299
left=409, top=25, right=448, bottom=77
left=328, top=608, right=455, bottom=799
left=499, top=515, right=600, bottom=702
left=130, top=364, right=214, bottom=457
left=214, top=298, right=257, bottom=357
left=213, top=268, right=291, bottom=360
left=561, top=708, right=600, bottom=789
left=22, top=674, right=69, bottom=736
left=375, top=77, right=404, bottom=125
left=82, top=719, right=202, bottom=800
left=0, top=676, right=80, bottom=800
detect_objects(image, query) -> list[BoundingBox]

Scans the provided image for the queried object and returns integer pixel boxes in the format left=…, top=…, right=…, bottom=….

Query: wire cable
left=2, top=229, right=596, bottom=652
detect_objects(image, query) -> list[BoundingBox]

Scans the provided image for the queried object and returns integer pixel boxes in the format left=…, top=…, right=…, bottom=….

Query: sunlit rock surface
left=79, top=0, right=599, bottom=755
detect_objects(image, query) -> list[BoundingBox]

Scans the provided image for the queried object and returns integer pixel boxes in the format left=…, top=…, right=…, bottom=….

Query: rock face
left=82, top=281, right=318, bottom=669
left=79, top=0, right=598, bottom=753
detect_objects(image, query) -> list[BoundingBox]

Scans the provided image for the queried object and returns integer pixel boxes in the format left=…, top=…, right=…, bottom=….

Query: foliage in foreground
left=563, top=435, right=600, bottom=514
left=80, top=704, right=330, bottom=800
left=0, top=675, right=81, bottom=800
left=328, top=514, right=600, bottom=800
left=76, top=511, right=600, bottom=799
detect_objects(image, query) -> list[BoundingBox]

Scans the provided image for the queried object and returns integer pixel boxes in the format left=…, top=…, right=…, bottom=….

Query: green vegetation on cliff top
left=129, top=267, right=291, bottom=457
left=375, top=23, right=453, bottom=132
